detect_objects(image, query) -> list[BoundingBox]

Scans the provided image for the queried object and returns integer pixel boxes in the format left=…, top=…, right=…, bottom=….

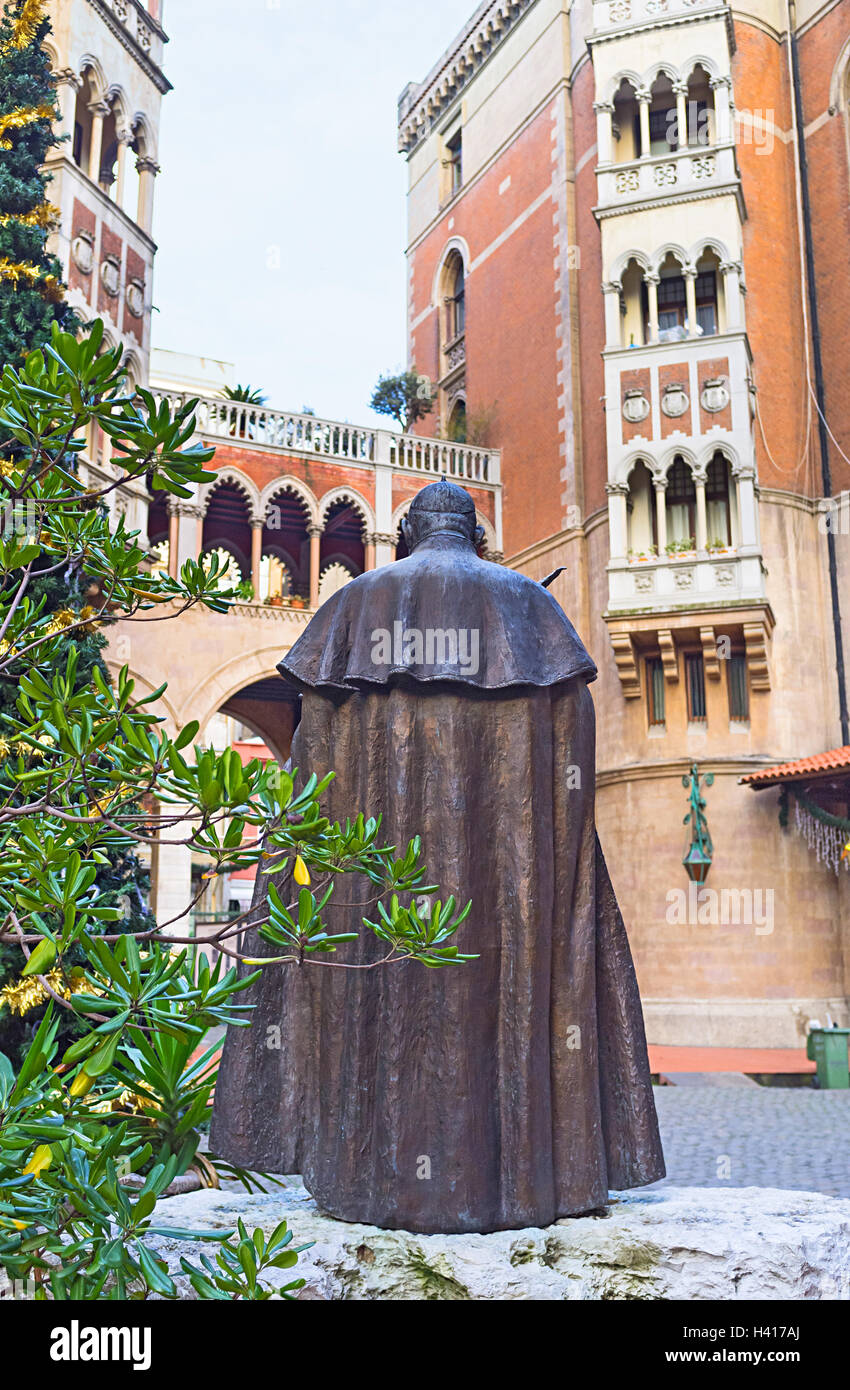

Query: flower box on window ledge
left=627, top=545, right=658, bottom=564
left=665, top=538, right=696, bottom=559
left=706, top=538, right=732, bottom=555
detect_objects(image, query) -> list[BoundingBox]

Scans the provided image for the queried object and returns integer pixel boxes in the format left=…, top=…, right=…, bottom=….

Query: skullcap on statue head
left=408, top=478, right=476, bottom=517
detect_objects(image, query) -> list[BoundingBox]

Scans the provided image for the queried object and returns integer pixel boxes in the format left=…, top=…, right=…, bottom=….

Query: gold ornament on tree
left=1, top=0, right=48, bottom=53
left=0, top=100, right=54, bottom=148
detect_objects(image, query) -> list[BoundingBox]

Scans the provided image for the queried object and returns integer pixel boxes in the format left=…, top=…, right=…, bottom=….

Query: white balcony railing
left=607, top=550, right=766, bottom=613
left=596, top=143, right=737, bottom=212
left=155, top=391, right=501, bottom=487
left=592, top=0, right=720, bottom=34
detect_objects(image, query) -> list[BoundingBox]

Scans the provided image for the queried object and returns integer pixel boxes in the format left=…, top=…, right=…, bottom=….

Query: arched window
left=259, top=554, right=292, bottom=601
left=686, top=64, right=714, bottom=147
left=666, top=456, right=696, bottom=547
left=706, top=451, right=733, bottom=547
left=318, top=561, right=356, bottom=604
left=627, top=460, right=656, bottom=554
left=612, top=80, right=640, bottom=162
left=442, top=251, right=465, bottom=342
left=647, top=73, right=676, bottom=155
left=694, top=249, right=721, bottom=336
left=202, top=481, right=252, bottom=582
left=447, top=397, right=467, bottom=443
left=320, top=500, right=365, bottom=580
left=647, top=252, right=688, bottom=341
left=262, top=487, right=311, bottom=597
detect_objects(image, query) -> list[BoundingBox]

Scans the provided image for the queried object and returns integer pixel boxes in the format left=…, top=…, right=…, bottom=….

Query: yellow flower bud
left=68, top=1069, right=94, bottom=1098
left=22, top=1144, right=52, bottom=1177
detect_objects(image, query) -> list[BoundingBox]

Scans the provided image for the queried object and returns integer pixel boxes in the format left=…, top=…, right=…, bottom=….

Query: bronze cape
left=211, top=549, right=665, bottom=1233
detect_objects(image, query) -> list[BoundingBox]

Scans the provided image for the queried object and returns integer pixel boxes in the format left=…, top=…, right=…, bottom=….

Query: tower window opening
left=686, top=653, right=707, bottom=722
left=647, top=657, right=666, bottom=728
left=666, top=457, right=696, bottom=546
left=728, top=652, right=749, bottom=721
left=696, top=270, right=717, bottom=336
left=445, top=128, right=462, bottom=195
left=450, top=256, right=465, bottom=338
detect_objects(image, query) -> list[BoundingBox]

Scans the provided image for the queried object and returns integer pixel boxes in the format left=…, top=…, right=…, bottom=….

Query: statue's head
left=401, top=479, right=485, bottom=554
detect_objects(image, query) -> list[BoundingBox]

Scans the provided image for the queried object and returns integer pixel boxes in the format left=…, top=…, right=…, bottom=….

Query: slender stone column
left=372, top=531, right=396, bottom=568
left=136, top=156, right=160, bottom=234
left=250, top=519, right=263, bottom=598
left=53, top=68, right=81, bottom=147
left=594, top=100, right=615, bottom=164
left=87, top=101, right=109, bottom=183
left=637, top=89, right=651, bottom=157
left=684, top=267, right=698, bottom=337
left=645, top=271, right=659, bottom=342
left=720, top=260, right=743, bottom=331
left=115, top=128, right=133, bottom=205
left=733, top=467, right=759, bottom=549
left=694, top=469, right=708, bottom=551
left=602, top=280, right=623, bottom=348
left=710, top=75, right=732, bottom=145
left=364, top=531, right=376, bottom=571
left=606, top=482, right=629, bottom=560
left=653, top=475, right=668, bottom=553
left=308, top=524, right=322, bottom=609
left=674, top=81, right=689, bottom=149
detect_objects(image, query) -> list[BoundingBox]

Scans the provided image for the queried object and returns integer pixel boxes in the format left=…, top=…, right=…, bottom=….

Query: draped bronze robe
left=211, top=541, right=665, bottom=1233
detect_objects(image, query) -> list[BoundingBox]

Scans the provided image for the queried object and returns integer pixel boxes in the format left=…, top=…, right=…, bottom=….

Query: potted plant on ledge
left=665, top=537, right=696, bottom=560
left=627, top=544, right=658, bottom=564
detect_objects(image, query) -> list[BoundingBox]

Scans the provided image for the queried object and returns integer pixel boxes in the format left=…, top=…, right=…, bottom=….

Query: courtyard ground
left=649, top=1080, right=850, bottom=1199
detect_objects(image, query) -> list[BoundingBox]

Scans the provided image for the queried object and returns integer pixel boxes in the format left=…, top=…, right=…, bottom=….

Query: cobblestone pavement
left=648, top=1083, right=850, bottom=1198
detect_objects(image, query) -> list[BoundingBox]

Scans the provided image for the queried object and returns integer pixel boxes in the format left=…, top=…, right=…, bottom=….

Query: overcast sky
left=151, top=0, right=474, bottom=424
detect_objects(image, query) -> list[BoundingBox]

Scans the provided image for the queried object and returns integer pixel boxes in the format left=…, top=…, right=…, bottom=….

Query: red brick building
left=398, top=0, right=850, bottom=1049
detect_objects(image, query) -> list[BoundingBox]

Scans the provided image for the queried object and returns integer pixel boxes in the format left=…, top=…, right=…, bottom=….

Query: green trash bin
left=806, top=1026, right=850, bottom=1089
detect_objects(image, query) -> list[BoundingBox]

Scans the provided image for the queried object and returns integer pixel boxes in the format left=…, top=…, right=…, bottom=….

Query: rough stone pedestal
left=149, top=1181, right=850, bottom=1300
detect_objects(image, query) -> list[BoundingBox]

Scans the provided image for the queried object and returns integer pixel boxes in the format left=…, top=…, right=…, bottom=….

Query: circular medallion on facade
left=622, top=388, right=650, bottom=423
left=126, top=278, right=145, bottom=318
left=100, top=256, right=121, bottom=298
left=71, top=229, right=94, bottom=275
left=701, top=378, right=730, bottom=413
left=661, top=383, right=689, bottom=418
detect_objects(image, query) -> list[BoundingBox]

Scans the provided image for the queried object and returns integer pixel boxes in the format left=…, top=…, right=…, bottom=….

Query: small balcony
left=607, top=547, right=766, bottom=615
left=596, top=143, right=740, bottom=218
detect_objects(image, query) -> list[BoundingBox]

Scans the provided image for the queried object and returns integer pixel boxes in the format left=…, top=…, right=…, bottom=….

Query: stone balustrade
left=156, top=390, right=501, bottom=486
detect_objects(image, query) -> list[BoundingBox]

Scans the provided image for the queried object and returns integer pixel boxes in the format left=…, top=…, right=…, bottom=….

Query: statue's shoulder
left=279, top=550, right=596, bottom=693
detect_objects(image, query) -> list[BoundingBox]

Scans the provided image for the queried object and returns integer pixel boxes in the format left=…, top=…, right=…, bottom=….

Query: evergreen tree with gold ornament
left=0, top=0, right=77, bottom=363
left=0, top=3, right=152, bottom=1065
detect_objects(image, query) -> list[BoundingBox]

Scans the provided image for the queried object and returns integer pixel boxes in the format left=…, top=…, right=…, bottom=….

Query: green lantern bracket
left=683, top=762, right=714, bottom=883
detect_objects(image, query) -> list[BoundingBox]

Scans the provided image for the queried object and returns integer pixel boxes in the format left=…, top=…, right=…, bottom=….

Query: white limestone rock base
left=149, top=1181, right=850, bottom=1300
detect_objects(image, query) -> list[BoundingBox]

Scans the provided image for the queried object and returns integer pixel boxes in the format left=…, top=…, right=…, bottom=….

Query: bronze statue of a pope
left=211, top=478, right=664, bottom=1233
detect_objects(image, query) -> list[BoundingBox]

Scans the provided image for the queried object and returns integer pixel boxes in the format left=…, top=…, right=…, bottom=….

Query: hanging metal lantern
left=682, top=762, right=714, bottom=883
